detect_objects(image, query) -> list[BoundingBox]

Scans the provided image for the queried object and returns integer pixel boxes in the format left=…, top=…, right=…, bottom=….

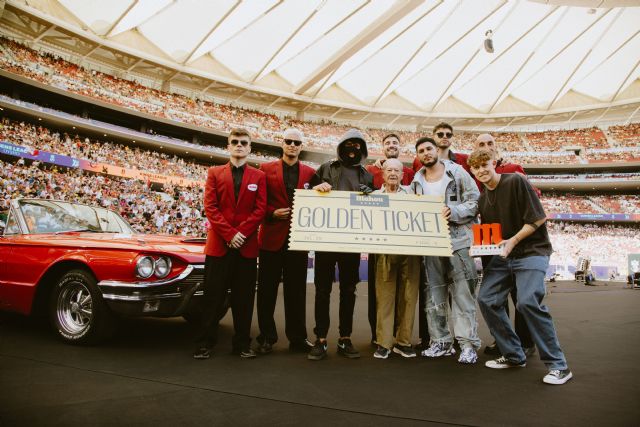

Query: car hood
left=18, top=232, right=206, bottom=263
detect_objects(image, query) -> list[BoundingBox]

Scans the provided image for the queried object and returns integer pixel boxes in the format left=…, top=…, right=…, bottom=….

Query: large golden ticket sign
left=289, top=190, right=452, bottom=256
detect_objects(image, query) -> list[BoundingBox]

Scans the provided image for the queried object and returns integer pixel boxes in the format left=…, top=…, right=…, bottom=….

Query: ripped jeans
left=424, top=248, right=481, bottom=350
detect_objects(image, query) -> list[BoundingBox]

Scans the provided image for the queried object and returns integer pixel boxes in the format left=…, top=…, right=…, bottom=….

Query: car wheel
left=50, top=269, right=114, bottom=344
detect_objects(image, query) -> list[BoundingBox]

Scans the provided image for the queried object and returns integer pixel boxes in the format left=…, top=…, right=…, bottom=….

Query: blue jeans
left=425, top=248, right=481, bottom=350
left=478, top=255, right=568, bottom=370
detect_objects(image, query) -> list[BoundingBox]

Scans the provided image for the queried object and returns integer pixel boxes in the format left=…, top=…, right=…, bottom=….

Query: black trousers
left=367, top=253, right=377, bottom=341
left=257, top=247, right=309, bottom=345
left=481, top=255, right=533, bottom=348
left=313, top=251, right=360, bottom=339
left=196, top=251, right=257, bottom=351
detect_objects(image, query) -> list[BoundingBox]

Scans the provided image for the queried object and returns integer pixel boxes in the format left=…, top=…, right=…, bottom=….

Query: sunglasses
left=284, top=139, right=302, bottom=146
left=230, top=139, right=249, bottom=147
left=436, top=132, right=453, bottom=138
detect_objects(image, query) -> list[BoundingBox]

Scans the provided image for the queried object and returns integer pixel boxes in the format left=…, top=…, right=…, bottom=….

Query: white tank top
left=421, top=176, right=447, bottom=197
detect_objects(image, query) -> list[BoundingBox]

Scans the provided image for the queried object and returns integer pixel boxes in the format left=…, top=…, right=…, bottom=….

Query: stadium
left=0, top=0, right=639, bottom=425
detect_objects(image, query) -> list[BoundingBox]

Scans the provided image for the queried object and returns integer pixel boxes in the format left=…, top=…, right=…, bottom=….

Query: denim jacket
left=411, top=160, right=479, bottom=251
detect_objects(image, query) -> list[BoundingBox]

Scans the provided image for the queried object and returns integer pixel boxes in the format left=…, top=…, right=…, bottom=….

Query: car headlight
left=136, top=256, right=155, bottom=279
left=154, top=257, right=172, bottom=278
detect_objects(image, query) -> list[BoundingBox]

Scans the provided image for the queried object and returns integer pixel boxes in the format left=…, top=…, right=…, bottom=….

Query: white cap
left=283, top=128, right=304, bottom=141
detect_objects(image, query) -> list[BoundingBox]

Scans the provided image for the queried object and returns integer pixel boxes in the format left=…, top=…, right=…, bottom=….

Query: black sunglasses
left=284, top=139, right=302, bottom=146
left=230, top=139, right=249, bottom=146
left=436, top=132, right=453, bottom=138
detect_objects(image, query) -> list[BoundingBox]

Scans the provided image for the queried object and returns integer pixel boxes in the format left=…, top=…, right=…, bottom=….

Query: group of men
left=192, top=123, right=572, bottom=386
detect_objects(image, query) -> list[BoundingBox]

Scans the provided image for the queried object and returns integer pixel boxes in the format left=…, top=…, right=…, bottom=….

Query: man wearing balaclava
left=307, top=129, right=374, bottom=361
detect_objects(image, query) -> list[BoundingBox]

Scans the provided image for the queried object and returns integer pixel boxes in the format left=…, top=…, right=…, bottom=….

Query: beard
left=421, top=157, right=438, bottom=168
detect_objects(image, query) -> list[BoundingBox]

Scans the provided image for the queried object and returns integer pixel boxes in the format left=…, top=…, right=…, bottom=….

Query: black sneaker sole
left=337, top=350, right=361, bottom=359
left=307, top=353, right=327, bottom=360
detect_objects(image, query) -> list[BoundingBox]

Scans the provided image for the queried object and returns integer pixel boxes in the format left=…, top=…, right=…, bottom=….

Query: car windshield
left=18, top=200, right=134, bottom=234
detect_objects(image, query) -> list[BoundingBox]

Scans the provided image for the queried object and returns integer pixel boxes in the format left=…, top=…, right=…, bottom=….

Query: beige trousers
left=375, top=254, right=420, bottom=350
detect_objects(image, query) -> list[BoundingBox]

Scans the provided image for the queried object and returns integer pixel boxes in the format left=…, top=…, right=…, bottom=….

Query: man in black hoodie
left=307, top=129, right=374, bottom=361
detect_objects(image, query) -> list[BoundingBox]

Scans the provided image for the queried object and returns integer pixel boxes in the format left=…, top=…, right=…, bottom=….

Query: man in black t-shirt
left=468, top=149, right=572, bottom=385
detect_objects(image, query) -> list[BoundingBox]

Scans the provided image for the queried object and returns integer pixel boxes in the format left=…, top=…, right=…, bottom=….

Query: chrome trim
left=102, top=292, right=183, bottom=301
left=98, top=264, right=204, bottom=289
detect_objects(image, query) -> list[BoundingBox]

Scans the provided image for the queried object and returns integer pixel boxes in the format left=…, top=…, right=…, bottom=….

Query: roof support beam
left=486, top=7, right=567, bottom=113
left=105, top=0, right=139, bottom=37
left=547, top=8, right=619, bottom=110
left=384, top=0, right=508, bottom=102
left=625, top=104, right=640, bottom=125
left=370, top=0, right=445, bottom=106
left=608, top=56, right=640, bottom=103
left=294, top=0, right=424, bottom=95
left=82, top=44, right=100, bottom=59
left=33, top=23, right=57, bottom=42
left=126, top=57, right=145, bottom=71
left=251, top=5, right=319, bottom=83
left=184, top=0, right=241, bottom=64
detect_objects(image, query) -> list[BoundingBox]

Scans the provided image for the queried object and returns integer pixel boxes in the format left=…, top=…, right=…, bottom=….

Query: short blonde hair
left=228, top=128, right=250, bottom=141
left=467, top=149, right=494, bottom=168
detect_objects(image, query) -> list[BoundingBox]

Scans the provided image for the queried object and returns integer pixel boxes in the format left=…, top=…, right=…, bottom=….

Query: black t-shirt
left=337, top=165, right=361, bottom=191
left=478, top=173, right=552, bottom=258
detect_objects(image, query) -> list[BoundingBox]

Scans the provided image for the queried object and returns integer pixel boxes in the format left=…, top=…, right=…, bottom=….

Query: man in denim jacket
left=411, top=137, right=481, bottom=364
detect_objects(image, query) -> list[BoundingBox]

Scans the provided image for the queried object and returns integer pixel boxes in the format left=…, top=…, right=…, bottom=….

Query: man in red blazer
left=194, top=128, right=266, bottom=359
left=255, top=128, right=316, bottom=354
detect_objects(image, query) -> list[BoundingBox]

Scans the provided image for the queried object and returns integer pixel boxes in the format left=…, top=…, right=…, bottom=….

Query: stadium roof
left=2, top=0, right=640, bottom=130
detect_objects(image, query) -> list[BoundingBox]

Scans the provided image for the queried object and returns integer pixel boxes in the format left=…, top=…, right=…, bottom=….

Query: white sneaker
left=421, top=342, right=456, bottom=358
left=457, top=347, right=478, bottom=364
left=543, top=369, right=573, bottom=385
left=485, top=356, right=526, bottom=369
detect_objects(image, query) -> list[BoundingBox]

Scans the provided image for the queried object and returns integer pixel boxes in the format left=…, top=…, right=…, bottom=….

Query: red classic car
left=0, top=198, right=209, bottom=344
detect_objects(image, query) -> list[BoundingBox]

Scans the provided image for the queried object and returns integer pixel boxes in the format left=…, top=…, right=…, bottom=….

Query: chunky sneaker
left=337, top=338, right=361, bottom=359
left=543, top=369, right=573, bottom=385
left=307, top=340, right=328, bottom=360
left=238, top=348, right=257, bottom=359
left=457, top=347, right=478, bottom=364
left=524, top=346, right=536, bottom=358
left=393, top=344, right=417, bottom=358
left=421, top=342, right=456, bottom=358
left=374, top=346, right=390, bottom=359
left=193, top=347, right=211, bottom=360
left=485, top=356, right=526, bottom=369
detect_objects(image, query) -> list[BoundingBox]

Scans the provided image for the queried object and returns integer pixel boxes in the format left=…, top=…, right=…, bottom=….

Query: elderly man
left=366, top=133, right=415, bottom=345
left=372, top=159, right=420, bottom=359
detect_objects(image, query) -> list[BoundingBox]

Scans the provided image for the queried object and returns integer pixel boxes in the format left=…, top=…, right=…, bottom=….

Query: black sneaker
left=393, top=344, right=417, bottom=358
left=543, top=369, right=573, bottom=385
left=337, top=338, right=360, bottom=359
left=256, top=342, right=273, bottom=355
left=308, top=340, right=328, bottom=360
left=237, top=348, right=257, bottom=359
left=484, top=341, right=501, bottom=356
left=289, top=339, right=313, bottom=353
left=193, top=347, right=211, bottom=360
left=374, top=346, right=390, bottom=359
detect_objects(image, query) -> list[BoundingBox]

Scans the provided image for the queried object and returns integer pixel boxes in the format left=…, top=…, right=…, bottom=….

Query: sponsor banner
left=1, top=141, right=204, bottom=188
left=0, top=141, right=80, bottom=169
left=548, top=213, right=640, bottom=222
left=289, top=189, right=452, bottom=256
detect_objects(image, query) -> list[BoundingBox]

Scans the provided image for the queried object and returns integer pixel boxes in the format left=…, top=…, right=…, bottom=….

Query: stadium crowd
left=2, top=37, right=640, bottom=163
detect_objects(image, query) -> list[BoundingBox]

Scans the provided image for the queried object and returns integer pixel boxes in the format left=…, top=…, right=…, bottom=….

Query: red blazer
left=366, top=163, right=415, bottom=189
left=258, top=160, right=316, bottom=251
left=204, top=163, right=266, bottom=258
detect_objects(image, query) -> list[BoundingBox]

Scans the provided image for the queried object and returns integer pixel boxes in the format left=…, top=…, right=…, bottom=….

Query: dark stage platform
left=1, top=280, right=638, bottom=426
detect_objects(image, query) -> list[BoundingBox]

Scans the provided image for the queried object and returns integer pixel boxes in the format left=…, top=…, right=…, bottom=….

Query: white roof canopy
left=2, top=0, right=640, bottom=128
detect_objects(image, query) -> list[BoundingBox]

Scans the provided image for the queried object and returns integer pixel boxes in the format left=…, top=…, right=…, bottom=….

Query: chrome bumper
left=97, top=264, right=204, bottom=316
